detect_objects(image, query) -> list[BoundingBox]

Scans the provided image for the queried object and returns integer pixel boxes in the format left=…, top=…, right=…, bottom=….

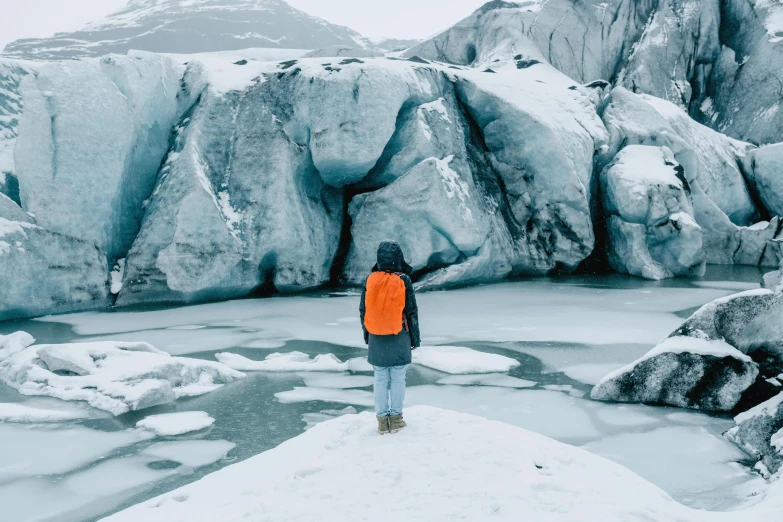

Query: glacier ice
left=599, top=145, right=705, bottom=280
left=14, top=52, right=182, bottom=260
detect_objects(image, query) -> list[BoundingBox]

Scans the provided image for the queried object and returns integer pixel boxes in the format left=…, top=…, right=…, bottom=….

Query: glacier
left=0, top=0, right=782, bottom=321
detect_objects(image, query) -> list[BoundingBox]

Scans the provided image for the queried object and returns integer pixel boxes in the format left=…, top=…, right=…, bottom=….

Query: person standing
left=359, top=241, right=421, bottom=434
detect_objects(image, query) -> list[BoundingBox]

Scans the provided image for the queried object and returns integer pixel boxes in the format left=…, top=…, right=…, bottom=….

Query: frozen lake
left=0, top=268, right=772, bottom=522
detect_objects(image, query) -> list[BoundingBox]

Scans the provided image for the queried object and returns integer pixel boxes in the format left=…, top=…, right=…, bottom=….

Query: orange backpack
left=364, top=272, right=406, bottom=336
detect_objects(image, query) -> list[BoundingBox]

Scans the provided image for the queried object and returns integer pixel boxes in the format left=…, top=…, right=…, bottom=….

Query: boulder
left=726, top=392, right=783, bottom=477
left=591, top=336, right=759, bottom=411
left=600, top=145, right=705, bottom=280
left=671, top=288, right=783, bottom=410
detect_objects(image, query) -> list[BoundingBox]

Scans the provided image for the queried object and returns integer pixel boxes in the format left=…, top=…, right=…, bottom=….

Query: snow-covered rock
left=216, top=351, right=349, bottom=372
left=600, top=146, right=705, bottom=280
left=103, top=406, right=712, bottom=522
left=0, top=340, right=245, bottom=415
left=591, top=336, right=759, bottom=412
left=672, top=289, right=783, bottom=357
left=412, top=346, right=520, bottom=374
left=670, top=288, right=783, bottom=409
left=2, top=0, right=376, bottom=60
left=726, top=392, right=783, bottom=477
left=14, top=52, right=182, bottom=260
left=137, top=411, right=215, bottom=436
left=0, top=216, right=110, bottom=321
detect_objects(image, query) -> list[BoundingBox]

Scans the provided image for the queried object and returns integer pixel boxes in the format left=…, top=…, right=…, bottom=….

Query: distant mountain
left=1, top=0, right=375, bottom=60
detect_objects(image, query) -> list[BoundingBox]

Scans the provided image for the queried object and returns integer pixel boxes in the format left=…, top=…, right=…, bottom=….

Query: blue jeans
left=373, top=365, right=407, bottom=416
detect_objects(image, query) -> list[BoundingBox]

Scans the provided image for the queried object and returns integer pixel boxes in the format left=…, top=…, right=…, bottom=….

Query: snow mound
left=103, top=406, right=702, bottom=522
left=413, top=346, right=520, bottom=374
left=0, top=341, right=245, bottom=415
left=215, top=351, right=349, bottom=372
left=137, top=411, right=215, bottom=436
left=0, top=331, right=35, bottom=361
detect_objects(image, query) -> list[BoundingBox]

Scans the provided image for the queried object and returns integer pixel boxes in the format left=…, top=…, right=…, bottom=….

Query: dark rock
left=726, top=392, right=783, bottom=477
left=591, top=337, right=759, bottom=411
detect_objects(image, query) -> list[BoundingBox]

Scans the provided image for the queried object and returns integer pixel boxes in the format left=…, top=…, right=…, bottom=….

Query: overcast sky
left=0, top=0, right=487, bottom=51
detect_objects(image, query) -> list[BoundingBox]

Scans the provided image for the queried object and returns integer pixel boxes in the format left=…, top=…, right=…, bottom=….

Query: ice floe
left=140, top=440, right=236, bottom=468
left=137, top=411, right=215, bottom=436
left=413, top=346, right=520, bottom=374
left=0, top=340, right=245, bottom=415
left=436, top=374, right=536, bottom=388
left=216, top=351, right=349, bottom=372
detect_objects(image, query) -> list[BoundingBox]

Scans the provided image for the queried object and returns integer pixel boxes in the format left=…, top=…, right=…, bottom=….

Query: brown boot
left=377, top=415, right=390, bottom=435
left=389, top=414, right=406, bottom=433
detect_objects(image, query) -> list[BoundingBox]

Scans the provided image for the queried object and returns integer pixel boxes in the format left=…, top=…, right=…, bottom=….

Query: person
left=359, top=241, right=421, bottom=435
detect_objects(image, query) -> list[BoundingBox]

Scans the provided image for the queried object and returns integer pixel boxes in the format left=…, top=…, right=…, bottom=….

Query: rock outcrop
left=591, top=336, right=759, bottom=411
left=726, top=392, right=783, bottom=477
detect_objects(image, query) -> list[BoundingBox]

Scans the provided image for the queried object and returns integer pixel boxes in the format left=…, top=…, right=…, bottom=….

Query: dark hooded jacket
left=359, top=241, right=421, bottom=367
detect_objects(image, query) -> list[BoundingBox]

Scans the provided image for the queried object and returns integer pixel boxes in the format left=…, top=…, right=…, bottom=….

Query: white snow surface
left=0, top=340, right=245, bottom=415
left=215, top=351, right=349, bottom=372
left=137, top=411, right=215, bottom=436
left=412, top=345, right=521, bottom=374
left=104, top=405, right=762, bottom=522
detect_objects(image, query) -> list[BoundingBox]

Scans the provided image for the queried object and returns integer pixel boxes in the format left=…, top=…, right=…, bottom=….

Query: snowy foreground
left=104, top=406, right=781, bottom=522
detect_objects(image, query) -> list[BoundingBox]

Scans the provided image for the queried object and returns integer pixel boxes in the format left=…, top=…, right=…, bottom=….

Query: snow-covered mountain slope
left=405, top=0, right=783, bottom=146
left=103, top=406, right=783, bottom=522
left=1, top=0, right=374, bottom=60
